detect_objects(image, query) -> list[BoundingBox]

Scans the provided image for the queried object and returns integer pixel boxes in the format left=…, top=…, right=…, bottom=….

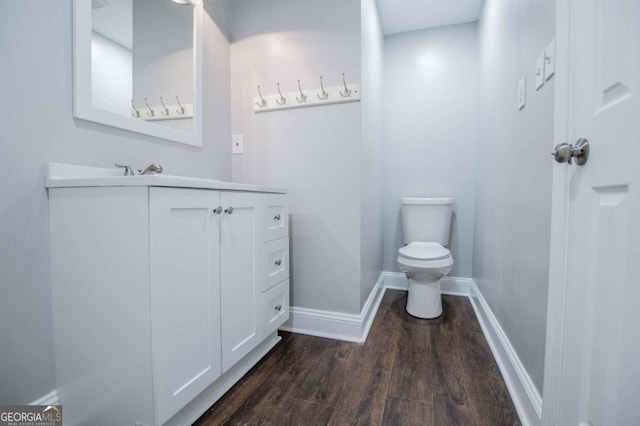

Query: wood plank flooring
left=195, top=290, right=520, bottom=425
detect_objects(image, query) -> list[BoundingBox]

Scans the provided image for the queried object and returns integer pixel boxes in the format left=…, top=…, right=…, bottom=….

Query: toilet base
left=406, top=278, right=443, bottom=319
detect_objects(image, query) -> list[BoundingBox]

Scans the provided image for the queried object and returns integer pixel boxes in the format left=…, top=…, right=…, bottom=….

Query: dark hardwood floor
left=195, top=290, right=520, bottom=425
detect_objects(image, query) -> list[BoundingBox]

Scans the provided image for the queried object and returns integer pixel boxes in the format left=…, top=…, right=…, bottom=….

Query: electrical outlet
left=232, top=134, right=243, bottom=154
left=518, top=75, right=527, bottom=110
left=535, top=52, right=545, bottom=90
left=544, top=39, right=556, bottom=81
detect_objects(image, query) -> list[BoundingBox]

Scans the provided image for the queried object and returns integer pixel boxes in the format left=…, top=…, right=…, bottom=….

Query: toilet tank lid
left=401, top=197, right=454, bottom=205
left=399, top=242, right=450, bottom=260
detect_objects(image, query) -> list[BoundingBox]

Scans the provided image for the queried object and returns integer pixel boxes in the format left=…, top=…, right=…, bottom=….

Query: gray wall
left=474, top=0, right=555, bottom=393
left=230, top=0, right=364, bottom=315
left=133, top=0, right=194, bottom=132
left=382, top=23, right=478, bottom=277
left=0, top=0, right=231, bottom=404
left=359, top=0, right=384, bottom=309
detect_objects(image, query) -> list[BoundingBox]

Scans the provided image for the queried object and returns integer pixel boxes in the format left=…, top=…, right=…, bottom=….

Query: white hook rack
left=253, top=79, right=360, bottom=113
left=131, top=98, right=194, bottom=121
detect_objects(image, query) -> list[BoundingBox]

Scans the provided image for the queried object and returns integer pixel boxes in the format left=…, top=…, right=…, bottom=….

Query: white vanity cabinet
left=149, top=188, right=269, bottom=422
left=47, top=166, right=288, bottom=426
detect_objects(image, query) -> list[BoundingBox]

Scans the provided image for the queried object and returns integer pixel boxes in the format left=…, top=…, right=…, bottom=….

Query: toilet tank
left=401, top=197, right=454, bottom=245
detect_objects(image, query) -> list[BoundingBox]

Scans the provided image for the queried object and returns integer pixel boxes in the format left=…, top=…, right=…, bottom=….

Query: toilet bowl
left=397, top=242, right=454, bottom=319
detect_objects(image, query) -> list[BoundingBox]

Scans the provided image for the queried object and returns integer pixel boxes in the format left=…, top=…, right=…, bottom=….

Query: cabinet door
left=220, top=192, right=262, bottom=372
left=149, top=188, right=222, bottom=425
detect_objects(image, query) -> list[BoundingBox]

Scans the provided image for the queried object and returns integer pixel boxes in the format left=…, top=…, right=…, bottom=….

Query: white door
left=149, top=188, right=222, bottom=425
left=544, top=0, right=640, bottom=425
left=220, top=192, right=262, bottom=372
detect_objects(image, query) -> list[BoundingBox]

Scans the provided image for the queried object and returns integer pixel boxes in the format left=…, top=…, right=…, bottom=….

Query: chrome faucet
left=140, top=163, right=163, bottom=175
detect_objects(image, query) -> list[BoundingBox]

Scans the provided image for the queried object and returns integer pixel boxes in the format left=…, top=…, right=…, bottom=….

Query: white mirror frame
left=72, top=0, right=204, bottom=147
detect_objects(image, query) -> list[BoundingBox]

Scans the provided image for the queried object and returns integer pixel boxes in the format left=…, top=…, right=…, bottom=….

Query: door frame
left=541, top=0, right=576, bottom=424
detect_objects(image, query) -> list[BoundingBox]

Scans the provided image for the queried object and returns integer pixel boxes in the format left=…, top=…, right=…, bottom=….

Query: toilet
left=397, top=197, right=454, bottom=319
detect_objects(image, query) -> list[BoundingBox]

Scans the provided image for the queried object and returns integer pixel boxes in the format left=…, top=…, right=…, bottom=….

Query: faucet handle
left=115, top=163, right=136, bottom=176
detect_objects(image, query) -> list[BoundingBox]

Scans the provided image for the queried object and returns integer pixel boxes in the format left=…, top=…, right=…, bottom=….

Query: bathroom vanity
left=46, top=163, right=289, bottom=425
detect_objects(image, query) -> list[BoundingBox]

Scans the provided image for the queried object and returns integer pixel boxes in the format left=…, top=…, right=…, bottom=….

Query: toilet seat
left=398, top=242, right=450, bottom=261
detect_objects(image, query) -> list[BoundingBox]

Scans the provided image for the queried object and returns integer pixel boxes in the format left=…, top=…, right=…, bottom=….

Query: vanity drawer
left=261, top=237, right=289, bottom=292
left=261, top=280, right=289, bottom=338
left=263, top=195, right=288, bottom=242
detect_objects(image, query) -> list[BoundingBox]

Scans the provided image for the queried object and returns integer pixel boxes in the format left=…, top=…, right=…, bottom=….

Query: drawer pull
left=274, top=259, right=282, bottom=266
left=224, top=206, right=234, bottom=214
left=274, top=214, right=281, bottom=221
left=275, top=304, right=282, bottom=311
left=213, top=206, right=222, bottom=214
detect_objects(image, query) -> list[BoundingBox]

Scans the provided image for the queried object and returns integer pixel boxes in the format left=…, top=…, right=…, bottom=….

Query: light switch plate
left=535, top=52, right=545, bottom=90
left=544, top=39, right=556, bottom=80
left=518, top=75, right=527, bottom=110
left=232, top=134, right=243, bottom=154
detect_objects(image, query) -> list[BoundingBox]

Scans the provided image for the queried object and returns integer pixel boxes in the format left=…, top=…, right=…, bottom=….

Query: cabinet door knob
left=274, top=213, right=281, bottom=221
left=213, top=206, right=222, bottom=214
left=275, top=304, right=282, bottom=311
left=224, top=207, right=234, bottom=214
left=274, top=259, right=282, bottom=266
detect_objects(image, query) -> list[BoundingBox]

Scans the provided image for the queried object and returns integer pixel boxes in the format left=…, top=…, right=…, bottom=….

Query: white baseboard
left=382, top=271, right=473, bottom=296
left=30, top=389, right=59, bottom=406
left=280, top=273, right=385, bottom=343
left=469, top=281, right=542, bottom=426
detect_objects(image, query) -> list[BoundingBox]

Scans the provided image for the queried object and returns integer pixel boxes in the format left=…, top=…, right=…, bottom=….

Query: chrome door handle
left=274, top=214, right=281, bottom=221
left=275, top=304, right=282, bottom=311
left=551, top=138, right=589, bottom=166
left=224, top=207, right=234, bottom=214
left=274, top=259, right=282, bottom=266
left=213, top=206, right=222, bottom=214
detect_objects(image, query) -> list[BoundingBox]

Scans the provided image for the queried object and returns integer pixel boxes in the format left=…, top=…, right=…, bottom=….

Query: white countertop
left=45, top=163, right=288, bottom=194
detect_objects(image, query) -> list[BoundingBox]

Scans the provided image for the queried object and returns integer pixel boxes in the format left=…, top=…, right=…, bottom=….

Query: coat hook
left=317, top=76, right=329, bottom=100
left=276, top=83, right=287, bottom=105
left=255, top=85, right=267, bottom=107
left=340, top=73, right=352, bottom=97
left=144, top=98, right=154, bottom=117
left=296, top=80, right=307, bottom=103
left=159, top=97, right=170, bottom=116
left=131, top=100, right=140, bottom=118
left=175, top=95, right=185, bottom=115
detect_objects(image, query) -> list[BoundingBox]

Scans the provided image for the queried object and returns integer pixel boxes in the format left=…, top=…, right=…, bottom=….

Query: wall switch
left=544, top=39, right=556, bottom=80
left=535, top=53, right=545, bottom=90
left=232, top=134, right=243, bottom=154
left=518, top=75, right=527, bottom=110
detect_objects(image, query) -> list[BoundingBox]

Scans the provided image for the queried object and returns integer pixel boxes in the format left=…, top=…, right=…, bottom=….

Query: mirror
left=73, top=0, right=203, bottom=147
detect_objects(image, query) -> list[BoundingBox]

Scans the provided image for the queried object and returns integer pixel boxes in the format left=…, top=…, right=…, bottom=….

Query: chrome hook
left=255, top=85, right=267, bottom=107
left=276, top=83, right=287, bottom=105
left=131, top=100, right=140, bottom=118
left=175, top=95, right=185, bottom=115
left=317, top=76, right=329, bottom=100
left=159, top=96, right=170, bottom=116
left=339, top=73, right=352, bottom=97
left=144, top=98, right=154, bottom=117
left=296, top=80, right=307, bottom=103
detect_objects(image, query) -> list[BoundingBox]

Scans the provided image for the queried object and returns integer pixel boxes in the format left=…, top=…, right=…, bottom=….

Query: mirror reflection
left=91, top=0, right=194, bottom=133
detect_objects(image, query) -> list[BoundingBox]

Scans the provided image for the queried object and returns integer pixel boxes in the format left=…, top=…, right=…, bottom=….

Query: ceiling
left=92, top=0, right=133, bottom=49
left=375, top=0, right=484, bottom=35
